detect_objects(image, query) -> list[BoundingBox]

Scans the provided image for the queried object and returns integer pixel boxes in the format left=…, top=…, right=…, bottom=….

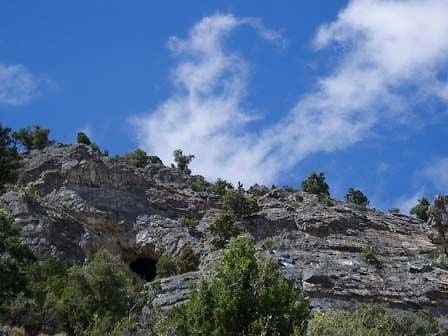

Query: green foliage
left=76, top=132, right=91, bottom=145
left=310, top=304, right=441, bottom=336
left=13, top=125, right=51, bottom=151
left=0, top=125, right=21, bottom=191
left=55, top=249, right=140, bottom=335
left=176, top=245, right=200, bottom=274
left=156, top=255, right=177, bottom=278
left=156, top=246, right=200, bottom=278
left=0, top=210, right=35, bottom=306
left=126, top=148, right=162, bottom=168
left=209, top=212, right=240, bottom=249
left=173, top=149, right=195, bottom=174
left=191, top=175, right=212, bottom=192
left=410, top=197, right=430, bottom=221
left=362, top=246, right=382, bottom=268
left=322, top=196, right=334, bottom=207
left=301, top=172, right=330, bottom=196
left=18, top=184, right=38, bottom=204
left=345, top=187, right=369, bottom=207
left=214, top=178, right=234, bottom=196
left=168, top=235, right=310, bottom=336
left=222, top=184, right=259, bottom=218
left=389, top=208, right=401, bottom=214
left=181, top=216, right=198, bottom=235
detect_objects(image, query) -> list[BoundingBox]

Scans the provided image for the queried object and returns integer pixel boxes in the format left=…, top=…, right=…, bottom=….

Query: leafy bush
left=0, top=210, right=35, bottom=306
left=222, top=184, right=259, bottom=218
left=156, top=255, right=177, bottom=278
left=214, top=178, right=234, bottom=196
left=126, top=148, right=162, bottom=168
left=345, top=187, right=369, bottom=207
left=322, top=196, right=334, bottom=207
left=301, top=172, right=330, bottom=196
left=181, top=217, right=198, bottom=235
left=362, top=246, right=382, bottom=268
left=173, top=149, right=194, bottom=174
left=209, top=212, right=240, bottom=249
left=410, top=197, right=430, bottom=221
left=0, top=125, right=21, bottom=191
left=389, top=208, right=401, bottom=214
left=176, top=245, right=200, bottom=274
left=190, top=175, right=212, bottom=192
left=56, top=250, right=140, bottom=335
left=156, top=246, right=200, bottom=279
left=76, top=132, right=91, bottom=145
left=310, top=304, right=440, bottom=336
left=18, top=184, right=38, bottom=204
left=13, top=125, right=51, bottom=151
left=168, top=235, right=310, bottom=336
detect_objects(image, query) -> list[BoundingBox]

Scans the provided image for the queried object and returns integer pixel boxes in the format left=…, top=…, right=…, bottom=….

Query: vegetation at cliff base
left=166, top=235, right=310, bottom=336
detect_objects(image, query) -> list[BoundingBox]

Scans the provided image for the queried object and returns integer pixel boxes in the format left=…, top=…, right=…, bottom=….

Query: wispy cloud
left=394, top=190, right=425, bottom=215
left=423, top=157, right=448, bottom=192
left=133, top=1, right=448, bottom=185
left=0, top=63, right=54, bottom=105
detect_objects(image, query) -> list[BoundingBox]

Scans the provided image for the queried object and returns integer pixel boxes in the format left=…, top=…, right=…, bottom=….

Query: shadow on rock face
left=130, top=257, right=157, bottom=282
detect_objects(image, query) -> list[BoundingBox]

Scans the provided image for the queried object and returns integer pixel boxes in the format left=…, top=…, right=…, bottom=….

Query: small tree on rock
left=345, top=188, right=369, bottom=207
left=301, top=172, right=330, bottom=196
left=76, top=132, right=91, bottom=145
left=13, top=125, right=51, bottom=151
left=222, top=183, right=259, bottom=218
left=410, top=197, right=430, bottom=221
left=173, top=149, right=194, bottom=174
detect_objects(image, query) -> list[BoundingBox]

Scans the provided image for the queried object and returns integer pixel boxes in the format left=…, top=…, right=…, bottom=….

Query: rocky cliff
left=1, top=144, right=447, bottom=328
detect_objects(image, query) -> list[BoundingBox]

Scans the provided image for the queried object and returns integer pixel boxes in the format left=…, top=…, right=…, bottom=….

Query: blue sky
left=1, top=0, right=448, bottom=212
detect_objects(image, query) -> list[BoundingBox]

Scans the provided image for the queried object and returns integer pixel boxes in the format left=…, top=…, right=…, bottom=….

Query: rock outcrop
left=1, top=144, right=447, bottom=328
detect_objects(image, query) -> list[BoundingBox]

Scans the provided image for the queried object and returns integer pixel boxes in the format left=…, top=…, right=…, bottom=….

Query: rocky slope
left=1, top=144, right=447, bottom=328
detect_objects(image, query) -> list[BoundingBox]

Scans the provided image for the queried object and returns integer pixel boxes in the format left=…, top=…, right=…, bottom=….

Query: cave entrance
left=130, top=257, right=157, bottom=282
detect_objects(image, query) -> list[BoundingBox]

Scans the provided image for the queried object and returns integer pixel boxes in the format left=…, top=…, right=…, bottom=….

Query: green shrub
left=0, top=210, right=35, bottom=306
left=0, top=125, right=21, bottom=191
left=19, top=184, right=38, bottom=204
left=173, top=149, right=194, bottom=174
left=410, top=197, right=430, bottom=221
left=301, top=172, right=330, bottom=196
left=222, top=184, right=259, bottom=218
left=56, top=250, right=140, bottom=335
left=181, top=217, right=198, bottom=235
left=209, top=212, right=240, bottom=249
left=310, top=304, right=440, bottom=336
left=322, top=196, right=334, bottom=207
left=13, top=125, right=51, bottom=151
left=362, top=246, right=382, bottom=268
left=389, top=208, right=401, bottom=214
left=345, top=187, right=369, bottom=207
left=176, top=245, right=200, bottom=274
left=167, top=235, right=310, bottom=336
left=214, top=178, right=234, bottom=196
left=126, top=148, right=161, bottom=167
left=76, top=132, right=91, bottom=145
left=190, top=175, right=211, bottom=192
left=156, top=255, right=177, bottom=278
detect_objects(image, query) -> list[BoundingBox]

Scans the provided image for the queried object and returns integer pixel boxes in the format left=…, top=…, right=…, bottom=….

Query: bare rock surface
left=1, top=143, right=447, bottom=328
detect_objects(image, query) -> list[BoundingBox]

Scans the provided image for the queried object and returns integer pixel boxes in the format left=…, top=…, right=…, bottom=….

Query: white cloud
left=394, top=190, right=425, bottom=215
left=133, top=1, right=448, bottom=185
left=0, top=63, right=53, bottom=105
left=423, top=157, right=448, bottom=192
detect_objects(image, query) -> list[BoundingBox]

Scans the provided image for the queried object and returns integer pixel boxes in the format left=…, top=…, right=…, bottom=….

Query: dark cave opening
left=129, top=257, right=157, bottom=282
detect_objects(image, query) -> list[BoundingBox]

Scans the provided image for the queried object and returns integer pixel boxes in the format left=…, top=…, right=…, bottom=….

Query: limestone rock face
left=1, top=143, right=447, bottom=328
